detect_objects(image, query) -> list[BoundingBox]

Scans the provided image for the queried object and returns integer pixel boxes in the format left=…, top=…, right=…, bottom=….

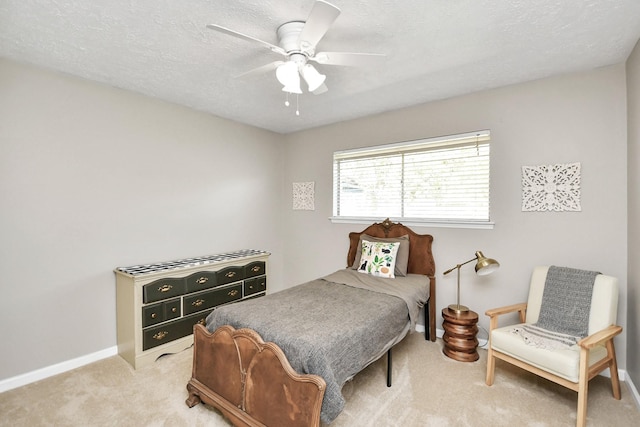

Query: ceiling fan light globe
left=276, top=61, right=302, bottom=94
left=302, top=64, right=326, bottom=92
left=276, top=61, right=299, bottom=86
left=311, top=83, right=328, bottom=94
left=282, top=84, right=302, bottom=94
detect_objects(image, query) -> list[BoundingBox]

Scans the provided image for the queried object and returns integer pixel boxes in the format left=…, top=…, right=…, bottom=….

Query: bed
left=185, top=219, right=436, bottom=426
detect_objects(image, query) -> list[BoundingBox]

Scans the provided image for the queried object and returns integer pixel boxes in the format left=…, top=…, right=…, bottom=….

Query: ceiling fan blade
left=311, top=83, right=328, bottom=94
left=206, top=24, right=286, bottom=56
left=235, top=61, right=284, bottom=79
left=298, top=1, right=341, bottom=50
left=311, top=52, right=386, bottom=67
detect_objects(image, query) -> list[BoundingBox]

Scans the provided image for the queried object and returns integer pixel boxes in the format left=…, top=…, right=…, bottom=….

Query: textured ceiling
left=2, top=1, right=640, bottom=134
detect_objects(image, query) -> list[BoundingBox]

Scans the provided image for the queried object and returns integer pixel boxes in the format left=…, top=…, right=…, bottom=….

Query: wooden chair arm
left=485, top=303, right=527, bottom=318
left=578, top=325, right=623, bottom=349
left=485, top=303, right=527, bottom=331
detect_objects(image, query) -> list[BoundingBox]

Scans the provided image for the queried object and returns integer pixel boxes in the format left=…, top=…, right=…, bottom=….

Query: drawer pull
left=228, top=289, right=239, bottom=297
left=158, top=284, right=173, bottom=293
left=225, top=271, right=237, bottom=278
left=195, top=277, right=208, bottom=284
left=192, top=299, right=205, bottom=307
left=153, top=331, right=168, bottom=341
left=251, top=266, right=261, bottom=272
left=197, top=318, right=206, bottom=326
left=151, top=313, right=157, bottom=319
left=171, top=307, right=177, bottom=313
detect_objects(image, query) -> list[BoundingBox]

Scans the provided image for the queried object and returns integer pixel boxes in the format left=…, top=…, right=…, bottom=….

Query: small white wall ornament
left=292, top=181, right=315, bottom=210
left=521, top=162, right=581, bottom=212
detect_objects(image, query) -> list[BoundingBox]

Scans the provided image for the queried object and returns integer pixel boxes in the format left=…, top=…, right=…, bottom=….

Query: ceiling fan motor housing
left=277, top=21, right=309, bottom=56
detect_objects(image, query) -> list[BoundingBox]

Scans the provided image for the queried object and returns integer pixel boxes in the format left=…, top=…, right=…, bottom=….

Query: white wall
left=282, top=64, right=629, bottom=367
left=0, top=57, right=632, bottom=383
left=0, top=59, right=285, bottom=381
left=627, top=39, right=640, bottom=386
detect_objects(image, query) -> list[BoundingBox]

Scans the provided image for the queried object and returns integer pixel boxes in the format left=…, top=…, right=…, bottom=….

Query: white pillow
left=351, top=234, right=410, bottom=276
left=356, top=240, right=400, bottom=278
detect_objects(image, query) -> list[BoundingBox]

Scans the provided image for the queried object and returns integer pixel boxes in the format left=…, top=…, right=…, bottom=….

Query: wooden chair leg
left=576, top=381, right=588, bottom=427
left=606, top=340, right=622, bottom=400
left=486, top=346, right=495, bottom=386
left=485, top=322, right=497, bottom=386
left=576, top=348, right=590, bottom=427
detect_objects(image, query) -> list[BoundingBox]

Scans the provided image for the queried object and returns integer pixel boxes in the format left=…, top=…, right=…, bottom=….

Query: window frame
left=330, top=130, right=495, bottom=229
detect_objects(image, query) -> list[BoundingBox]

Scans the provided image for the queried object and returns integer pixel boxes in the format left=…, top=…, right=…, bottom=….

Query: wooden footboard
left=186, top=324, right=326, bottom=427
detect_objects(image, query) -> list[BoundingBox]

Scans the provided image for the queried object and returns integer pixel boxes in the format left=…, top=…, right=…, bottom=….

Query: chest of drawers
left=114, top=249, right=269, bottom=369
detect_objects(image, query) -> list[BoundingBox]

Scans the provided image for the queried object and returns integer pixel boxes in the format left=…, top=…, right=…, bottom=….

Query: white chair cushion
left=491, top=323, right=608, bottom=383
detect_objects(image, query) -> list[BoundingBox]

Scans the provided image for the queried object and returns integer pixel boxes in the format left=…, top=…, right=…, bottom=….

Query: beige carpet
left=1, top=332, right=638, bottom=426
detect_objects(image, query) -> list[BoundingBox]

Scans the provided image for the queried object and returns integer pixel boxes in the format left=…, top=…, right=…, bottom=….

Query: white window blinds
left=332, top=131, right=491, bottom=224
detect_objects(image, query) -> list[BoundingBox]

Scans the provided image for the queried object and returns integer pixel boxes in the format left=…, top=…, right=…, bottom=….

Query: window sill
left=329, top=216, right=495, bottom=230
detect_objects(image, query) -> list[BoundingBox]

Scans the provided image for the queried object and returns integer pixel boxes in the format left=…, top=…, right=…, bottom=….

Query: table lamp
left=443, top=251, right=499, bottom=313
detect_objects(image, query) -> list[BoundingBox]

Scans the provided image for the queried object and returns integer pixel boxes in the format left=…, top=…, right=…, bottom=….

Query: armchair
left=485, top=266, right=622, bottom=427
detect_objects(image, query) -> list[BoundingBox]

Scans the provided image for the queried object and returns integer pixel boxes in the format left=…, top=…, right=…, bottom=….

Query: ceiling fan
left=206, top=0, right=385, bottom=99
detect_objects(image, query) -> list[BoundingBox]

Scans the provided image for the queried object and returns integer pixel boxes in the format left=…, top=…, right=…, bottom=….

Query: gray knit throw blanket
left=514, top=266, right=599, bottom=348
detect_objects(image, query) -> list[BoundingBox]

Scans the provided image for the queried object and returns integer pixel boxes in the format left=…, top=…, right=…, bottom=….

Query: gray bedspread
left=205, top=269, right=429, bottom=424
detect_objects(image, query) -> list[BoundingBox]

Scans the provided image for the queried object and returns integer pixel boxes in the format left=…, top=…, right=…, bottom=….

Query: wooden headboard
left=347, top=218, right=436, bottom=277
left=347, top=218, right=436, bottom=342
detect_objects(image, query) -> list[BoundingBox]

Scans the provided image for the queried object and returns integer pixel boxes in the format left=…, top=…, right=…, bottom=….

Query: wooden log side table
left=441, top=308, right=479, bottom=362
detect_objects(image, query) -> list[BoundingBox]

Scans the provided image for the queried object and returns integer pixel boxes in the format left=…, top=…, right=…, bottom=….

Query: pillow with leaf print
left=351, top=234, right=409, bottom=276
left=356, top=240, right=400, bottom=278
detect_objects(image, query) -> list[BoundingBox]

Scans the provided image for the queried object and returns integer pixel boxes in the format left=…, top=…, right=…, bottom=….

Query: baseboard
left=416, top=324, right=447, bottom=339
left=0, top=346, right=118, bottom=393
left=625, top=371, right=640, bottom=410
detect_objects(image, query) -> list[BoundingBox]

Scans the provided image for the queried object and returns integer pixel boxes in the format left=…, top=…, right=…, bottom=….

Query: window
left=332, top=130, right=492, bottom=228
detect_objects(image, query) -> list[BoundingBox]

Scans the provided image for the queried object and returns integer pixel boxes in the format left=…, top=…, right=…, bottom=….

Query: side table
left=441, top=308, right=479, bottom=362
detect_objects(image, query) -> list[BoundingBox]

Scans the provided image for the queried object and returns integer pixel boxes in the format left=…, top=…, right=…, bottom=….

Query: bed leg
left=387, top=348, right=392, bottom=387
left=424, top=300, right=430, bottom=341
left=185, top=382, right=202, bottom=408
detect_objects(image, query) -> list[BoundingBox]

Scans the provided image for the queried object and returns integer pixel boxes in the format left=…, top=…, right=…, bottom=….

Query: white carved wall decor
left=292, top=182, right=315, bottom=210
left=521, top=162, right=581, bottom=212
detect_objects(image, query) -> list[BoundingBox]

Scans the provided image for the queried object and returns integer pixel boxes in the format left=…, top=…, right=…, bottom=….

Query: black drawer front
left=142, top=298, right=181, bottom=327
left=244, top=276, right=266, bottom=297
left=142, top=303, right=164, bottom=327
left=142, top=312, right=208, bottom=351
left=244, top=261, right=266, bottom=278
left=216, top=266, right=244, bottom=285
left=143, top=277, right=186, bottom=303
left=164, top=299, right=181, bottom=321
left=186, top=271, right=217, bottom=293
left=183, top=284, right=243, bottom=315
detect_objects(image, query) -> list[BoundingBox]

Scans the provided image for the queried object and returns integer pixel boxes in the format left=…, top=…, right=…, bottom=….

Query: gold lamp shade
left=474, top=251, right=500, bottom=276
left=444, top=251, right=500, bottom=313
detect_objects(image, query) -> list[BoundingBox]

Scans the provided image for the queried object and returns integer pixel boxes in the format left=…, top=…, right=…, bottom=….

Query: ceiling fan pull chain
left=296, top=94, right=300, bottom=116
left=285, top=92, right=290, bottom=107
